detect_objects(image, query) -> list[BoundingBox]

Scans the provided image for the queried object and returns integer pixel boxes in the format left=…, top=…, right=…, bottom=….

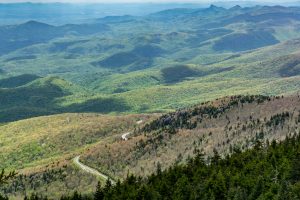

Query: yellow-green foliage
left=0, top=113, right=150, bottom=170
left=0, top=113, right=155, bottom=199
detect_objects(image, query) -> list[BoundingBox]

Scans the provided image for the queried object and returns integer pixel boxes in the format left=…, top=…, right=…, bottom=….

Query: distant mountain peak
left=230, top=5, right=242, bottom=10
left=209, top=4, right=218, bottom=9
left=21, top=20, right=53, bottom=28
left=205, top=4, right=226, bottom=12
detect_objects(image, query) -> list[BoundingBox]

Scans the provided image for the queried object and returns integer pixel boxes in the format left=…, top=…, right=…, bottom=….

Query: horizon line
left=0, top=0, right=295, bottom=4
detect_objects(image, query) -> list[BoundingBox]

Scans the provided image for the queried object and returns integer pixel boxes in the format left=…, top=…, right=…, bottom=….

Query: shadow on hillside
left=0, top=107, right=57, bottom=123
left=0, top=74, right=41, bottom=88
left=65, top=97, right=132, bottom=113
left=91, top=45, right=164, bottom=71
left=162, top=65, right=234, bottom=84
left=278, top=56, right=300, bottom=77
left=0, top=97, right=132, bottom=123
left=213, top=31, right=279, bottom=52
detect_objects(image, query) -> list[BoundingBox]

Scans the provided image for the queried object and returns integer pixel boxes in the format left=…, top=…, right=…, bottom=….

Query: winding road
left=73, top=156, right=116, bottom=184
left=73, top=120, right=143, bottom=184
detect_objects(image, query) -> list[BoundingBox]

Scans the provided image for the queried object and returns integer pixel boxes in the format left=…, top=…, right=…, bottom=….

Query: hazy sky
left=0, top=0, right=288, bottom=3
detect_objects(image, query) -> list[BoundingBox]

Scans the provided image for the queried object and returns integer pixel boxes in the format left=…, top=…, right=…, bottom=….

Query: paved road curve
left=73, top=120, right=143, bottom=184
left=73, top=156, right=115, bottom=184
left=121, top=120, right=143, bottom=141
left=121, top=132, right=131, bottom=141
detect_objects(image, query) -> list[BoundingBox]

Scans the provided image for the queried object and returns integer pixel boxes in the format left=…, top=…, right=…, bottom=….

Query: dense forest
left=140, top=95, right=271, bottom=134
left=3, top=132, right=300, bottom=200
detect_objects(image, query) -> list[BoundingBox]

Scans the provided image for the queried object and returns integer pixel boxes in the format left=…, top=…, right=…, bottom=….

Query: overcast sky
left=0, top=0, right=289, bottom=3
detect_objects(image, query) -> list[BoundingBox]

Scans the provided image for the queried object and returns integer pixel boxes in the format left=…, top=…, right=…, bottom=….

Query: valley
left=1, top=5, right=300, bottom=122
left=1, top=3, right=300, bottom=199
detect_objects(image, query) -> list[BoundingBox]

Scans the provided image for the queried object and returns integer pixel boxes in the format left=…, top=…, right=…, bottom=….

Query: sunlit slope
left=0, top=113, right=151, bottom=170
left=0, top=112, right=154, bottom=199
left=2, top=39, right=300, bottom=121
left=2, top=5, right=300, bottom=78
left=1, top=6, right=300, bottom=121
left=86, top=39, right=300, bottom=111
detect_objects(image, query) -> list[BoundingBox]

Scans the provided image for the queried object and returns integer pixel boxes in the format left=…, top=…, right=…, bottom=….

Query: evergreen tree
left=211, top=149, right=221, bottom=166
left=0, top=169, right=16, bottom=200
left=0, top=169, right=16, bottom=185
left=104, top=179, right=112, bottom=192
left=71, top=191, right=82, bottom=200
left=290, top=151, right=300, bottom=183
left=249, top=176, right=264, bottom=200
left=94, top=181, right=104, bottom=200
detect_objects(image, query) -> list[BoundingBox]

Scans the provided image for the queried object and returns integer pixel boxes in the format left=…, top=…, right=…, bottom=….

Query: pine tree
left=211, top=149, right=221, bottom=166
left=290, top=151, right=300, bottom=183
left=213, top=171, right=226, bottom=199
left=0, top=169, right=16, bottom=200
left=94, top=181, right=104, bottom=200
left=156, top=162, right=162, bottom=177
left=103, top=179, right=112, bottom=195
left=278, top=181, right=292, bottom=200
left=0, top=169, right=16, bottom=185
left=71, top=191, right=82, bottom=200
left=0, top=195, right=8, bottom=200
left=249, top=176, right=264, bottom=200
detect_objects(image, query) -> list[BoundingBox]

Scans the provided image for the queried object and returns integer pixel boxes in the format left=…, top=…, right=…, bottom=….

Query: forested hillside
left=2, top=3, right=300, bottom=200
left=2, top=94, right=300, bottom=198
left=86, top=134, right=300, bottom=200
left=1, top=5, right=300, bottom=122
left=11, top=128, right=300, bottom=200
left=81, top=95, right=300, bottom=180
left=0, top=113, right=154, bottom=199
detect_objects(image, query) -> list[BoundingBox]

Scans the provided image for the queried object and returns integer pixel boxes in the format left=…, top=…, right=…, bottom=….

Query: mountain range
left=2, top=4, right=300, bottom=199
left=1, top=5, right=300, bottom=122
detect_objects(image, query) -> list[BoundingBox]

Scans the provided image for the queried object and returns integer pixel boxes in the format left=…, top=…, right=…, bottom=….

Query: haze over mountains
left=0, top=3, right=206, bottom=25
left=1, top=4, right=300, bottom=122
left=2, top=1, right=300, bottom=25
left=2, top=2, right=300, bottom=199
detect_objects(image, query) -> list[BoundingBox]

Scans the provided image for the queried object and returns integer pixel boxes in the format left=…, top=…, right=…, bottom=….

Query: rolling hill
left=80, top=95, right=300, bottom=180
left=0, top=21, right=109, bottom=55
left=0, top=112, right=155, bottom=199
left=0, top=5, right=299, bottom=123
left=1, top=36, right=300, bottom=123
left=2, top=94, right=300, bottom=198
left=63, top=129, right=300, bottom=200
left=3, top=3, right=300, bottom=200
